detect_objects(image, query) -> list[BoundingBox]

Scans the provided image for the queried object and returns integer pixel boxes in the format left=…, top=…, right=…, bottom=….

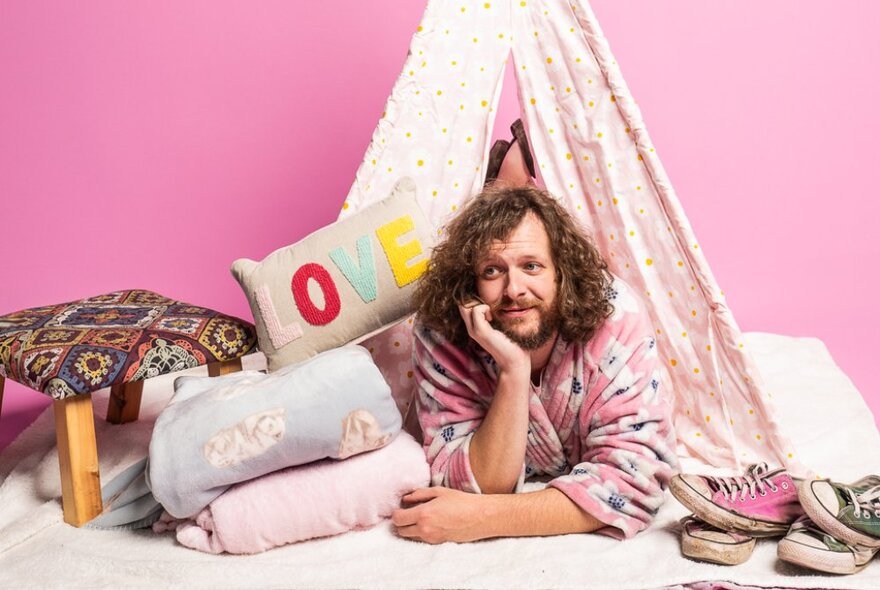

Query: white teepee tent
left=338, top=0, right=801, bottom=474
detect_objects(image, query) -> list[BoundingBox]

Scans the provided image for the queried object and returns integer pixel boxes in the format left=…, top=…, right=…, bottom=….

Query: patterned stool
left=0, top=290, right=258, bottom=526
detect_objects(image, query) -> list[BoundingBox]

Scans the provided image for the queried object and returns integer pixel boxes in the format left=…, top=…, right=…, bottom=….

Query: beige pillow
left=232, top=178, right=434, bottom=371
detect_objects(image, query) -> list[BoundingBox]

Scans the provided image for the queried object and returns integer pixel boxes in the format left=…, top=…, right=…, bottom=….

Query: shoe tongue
left=747, top=462, right=769, bottom=475
left=823, top=533, right=851, bottom=552
left=792, top=517, right=845, bottom=547
left=763, top=467, right=786, bottom=480
left=747, top=463, right=785, bottom=482
left=833, top=484, right=851, bottom=508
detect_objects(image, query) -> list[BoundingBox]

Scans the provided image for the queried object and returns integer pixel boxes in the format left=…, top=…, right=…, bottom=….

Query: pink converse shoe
left=670, top=463, right=804, bottom=537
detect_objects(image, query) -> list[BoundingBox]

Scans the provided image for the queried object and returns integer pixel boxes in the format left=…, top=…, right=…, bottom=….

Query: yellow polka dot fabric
left=336, top=0, right=798, bottom=474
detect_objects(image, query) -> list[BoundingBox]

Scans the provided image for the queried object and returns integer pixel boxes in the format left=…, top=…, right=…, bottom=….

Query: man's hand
left=392, top=487, right=491, bottom=544
left=392, top=487, right=606, bottom=544
left=458, top=302, right=529, bottom=375
left=457, top=300, right=532, bottom=493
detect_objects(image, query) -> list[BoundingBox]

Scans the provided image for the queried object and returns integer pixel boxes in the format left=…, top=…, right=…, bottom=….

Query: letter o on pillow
left=291, top=263, right=342, bottom=326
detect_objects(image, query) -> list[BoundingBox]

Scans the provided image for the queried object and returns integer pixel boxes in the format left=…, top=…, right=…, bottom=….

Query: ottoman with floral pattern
left=0, top=289, right=258, bottom=526
left=0, top=289, right=257, bottom=398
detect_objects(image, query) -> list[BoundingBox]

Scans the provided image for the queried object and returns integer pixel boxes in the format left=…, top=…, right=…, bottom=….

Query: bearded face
left=475, top=212, right=560, bottom=352
left=489, top=295, right=559, bottom=350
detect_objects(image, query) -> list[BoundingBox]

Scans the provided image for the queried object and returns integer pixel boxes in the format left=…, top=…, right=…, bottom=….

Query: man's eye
left=525, top=262, right=541, bottom=271
left=482, top=267, right=499, bottom=277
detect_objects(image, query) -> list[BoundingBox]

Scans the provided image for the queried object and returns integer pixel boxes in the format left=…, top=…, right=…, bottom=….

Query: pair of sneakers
left=671, top=463, right=803, bottom=566
left=777, top=475, right=880, bottom=574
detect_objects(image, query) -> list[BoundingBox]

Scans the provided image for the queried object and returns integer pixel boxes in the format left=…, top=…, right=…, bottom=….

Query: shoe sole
left=670, top=475, right=790, bottom=537
left=799, top=482, right=880, bottom=548
left=509, top=119, right=536, bottom=178
left=777, top=536, right=866, bottom=575
left=681, top=529, right=755, bottom=565
left=483, top=139, right=511, bottom=185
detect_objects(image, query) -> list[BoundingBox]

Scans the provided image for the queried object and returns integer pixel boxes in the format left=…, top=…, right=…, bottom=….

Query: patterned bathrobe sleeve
left=411, top=324, right=492, bottom=494
left=548, top=285, right=680, bottom=539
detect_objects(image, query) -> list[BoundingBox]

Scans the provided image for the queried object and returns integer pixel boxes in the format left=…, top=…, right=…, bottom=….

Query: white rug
left=1, top=333, right=878, bottom=590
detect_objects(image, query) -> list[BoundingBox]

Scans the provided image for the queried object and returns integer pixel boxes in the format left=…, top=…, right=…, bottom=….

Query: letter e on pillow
left=376, top=215, right=428, bottom=288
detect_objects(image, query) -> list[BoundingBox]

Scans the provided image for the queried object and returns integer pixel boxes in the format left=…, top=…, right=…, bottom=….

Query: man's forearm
left=469, top=369, right=531, bottom=493
left=479, top=487, right=604, bottom=539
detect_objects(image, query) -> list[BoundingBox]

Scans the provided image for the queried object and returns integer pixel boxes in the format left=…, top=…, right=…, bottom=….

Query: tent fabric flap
left=339, top=0, right=801, bottom=475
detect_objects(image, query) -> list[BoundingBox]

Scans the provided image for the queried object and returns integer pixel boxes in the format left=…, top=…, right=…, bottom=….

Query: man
left=392, top=184, right=678, bottom=544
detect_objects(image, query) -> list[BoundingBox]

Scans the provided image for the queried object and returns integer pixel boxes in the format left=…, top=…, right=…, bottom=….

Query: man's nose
left=504, top=271, right=527, bottom=300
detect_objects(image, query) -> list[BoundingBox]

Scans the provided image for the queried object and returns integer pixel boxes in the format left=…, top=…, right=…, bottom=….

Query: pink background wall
left=1, top=1, right=878, bottom=451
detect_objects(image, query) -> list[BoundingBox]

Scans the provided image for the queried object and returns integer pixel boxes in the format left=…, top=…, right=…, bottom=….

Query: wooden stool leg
left=53, top=394, right=102, bottom=526
left=106, top=381, right=144, bottom=424
left=207, top=357, right=243, bottom=377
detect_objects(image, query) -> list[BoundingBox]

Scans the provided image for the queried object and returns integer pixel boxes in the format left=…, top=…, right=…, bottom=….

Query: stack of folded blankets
left=137, top=178, right=436, bottom=553
left=147, top=345, right=430, bottom=554
left=670, top=463, right=880, bottom=575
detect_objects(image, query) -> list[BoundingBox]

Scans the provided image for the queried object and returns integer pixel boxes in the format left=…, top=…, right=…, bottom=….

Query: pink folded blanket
left=153, top=432, right=429, bottom=554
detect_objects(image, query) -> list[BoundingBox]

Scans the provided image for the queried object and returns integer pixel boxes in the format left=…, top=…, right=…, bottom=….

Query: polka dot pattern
left=337, top=0, right=797, bottom=473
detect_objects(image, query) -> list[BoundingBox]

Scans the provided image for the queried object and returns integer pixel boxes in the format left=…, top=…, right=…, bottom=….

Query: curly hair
left=413, top=184, right=614, bottom=348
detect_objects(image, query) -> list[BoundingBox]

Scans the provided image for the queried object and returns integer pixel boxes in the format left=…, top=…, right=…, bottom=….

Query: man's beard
left=490, top=297, right=559, bottom=350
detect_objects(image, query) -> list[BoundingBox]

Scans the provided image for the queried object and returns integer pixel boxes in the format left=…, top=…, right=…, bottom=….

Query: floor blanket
left=0, top=333, right=877, bottom=590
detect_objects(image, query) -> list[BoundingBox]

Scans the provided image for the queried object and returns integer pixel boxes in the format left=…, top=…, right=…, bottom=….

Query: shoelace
left=846, top=484, right=880, bottom=519
left=709, top=463, right=781, bottom=501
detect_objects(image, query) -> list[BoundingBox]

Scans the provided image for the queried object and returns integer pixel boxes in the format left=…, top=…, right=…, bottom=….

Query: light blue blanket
left=146, top=345, right=401, bottom=518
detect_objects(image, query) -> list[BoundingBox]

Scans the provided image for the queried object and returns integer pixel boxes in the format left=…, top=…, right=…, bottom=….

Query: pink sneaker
left=670, top=463, right=804, bottom=537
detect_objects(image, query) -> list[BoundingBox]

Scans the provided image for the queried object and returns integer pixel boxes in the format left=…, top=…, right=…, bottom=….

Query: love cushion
left=231, top=177, right=434, bottom=371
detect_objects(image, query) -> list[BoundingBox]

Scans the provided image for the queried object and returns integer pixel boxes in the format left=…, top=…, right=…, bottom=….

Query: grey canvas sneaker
left=680, top=516, right=756, bottom=565
left=799, top=475, right=880, bottom=548
left=777, top=515, right=879, bottom=575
